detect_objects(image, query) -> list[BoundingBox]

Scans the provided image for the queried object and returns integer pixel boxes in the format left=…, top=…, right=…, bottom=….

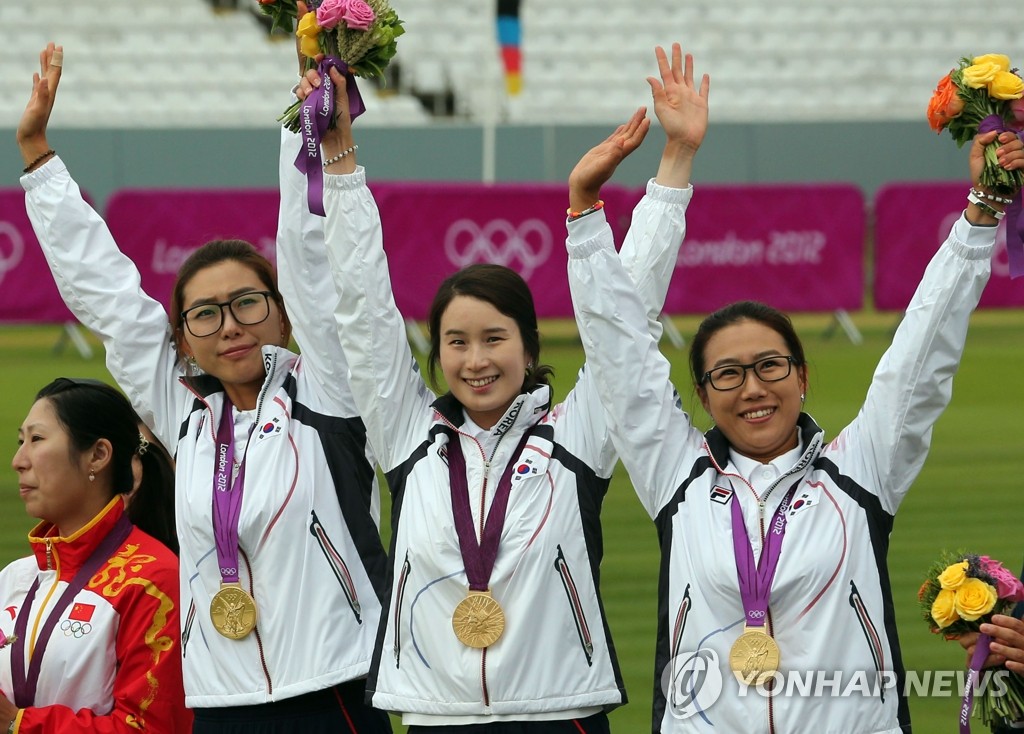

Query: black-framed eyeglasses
left=701, top=355, right=797, bottom=392
left=181, top=291, right=273, bottom=338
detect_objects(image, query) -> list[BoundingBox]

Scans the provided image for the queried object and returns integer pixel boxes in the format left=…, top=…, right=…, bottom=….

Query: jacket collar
left=431, top=384, right=551, bottom=440
left=704, top=412, right=824, bottom=472
left=180, top=345, right=298, bottom=399
left=28, top=496, right=128, bottom=575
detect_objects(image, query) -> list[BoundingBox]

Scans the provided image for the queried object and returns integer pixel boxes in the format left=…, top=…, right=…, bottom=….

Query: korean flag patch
left=256, top=416, right=283, bottom=440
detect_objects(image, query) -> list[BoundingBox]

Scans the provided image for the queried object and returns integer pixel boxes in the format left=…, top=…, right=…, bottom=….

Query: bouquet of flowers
left=919, top=551, right=1024, bottom=730
left=257, top=0, right=404, bottom=131
left=927, top=54, right=1024, bottom=195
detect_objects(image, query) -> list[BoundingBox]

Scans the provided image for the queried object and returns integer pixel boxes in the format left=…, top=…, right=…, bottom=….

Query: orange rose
left=927, top=74, right=962, bottom=132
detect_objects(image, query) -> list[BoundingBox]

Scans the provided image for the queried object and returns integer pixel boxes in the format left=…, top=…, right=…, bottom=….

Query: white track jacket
left=21, top=132, right=387, bottom=708
left=567, top=209, right=994, bottom=734
left=322, top=168, right=692, bottom=720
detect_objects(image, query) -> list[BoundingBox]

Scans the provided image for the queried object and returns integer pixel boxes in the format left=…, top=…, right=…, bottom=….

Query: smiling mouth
left=741, top=408, right=775, bottom=420
left=465, top=376, right=499, bottom=388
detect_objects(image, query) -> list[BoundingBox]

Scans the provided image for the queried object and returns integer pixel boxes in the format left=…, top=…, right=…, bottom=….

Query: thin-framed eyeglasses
left=181, top=291, right=273, bottom=338
left=701, top=355, right=798, bottom=391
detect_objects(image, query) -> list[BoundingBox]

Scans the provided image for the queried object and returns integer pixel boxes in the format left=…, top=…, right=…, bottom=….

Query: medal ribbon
left=212, top=398, right=253, bottom=585
left=731, top=483, right=798, bottom=628
left=293, top=55, right=366, bottom=216
left=959, top=632, right=993, bottom=734
left=11, top=513, right=133, bottom=707
left=447, top=429, right=534, bottom=591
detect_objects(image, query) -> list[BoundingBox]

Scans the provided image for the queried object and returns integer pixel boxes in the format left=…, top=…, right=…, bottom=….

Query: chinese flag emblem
left=69, top=603, right=95, bottom=622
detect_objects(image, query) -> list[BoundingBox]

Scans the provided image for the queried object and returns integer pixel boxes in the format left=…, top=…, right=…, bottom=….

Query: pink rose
left=342, top=0, right=375, bottom=31
left=316, top=0, right=349, bottom=30
left=1011, top=98, right=1024, bottom=129
left=980, top=557, right=1024, bottom=602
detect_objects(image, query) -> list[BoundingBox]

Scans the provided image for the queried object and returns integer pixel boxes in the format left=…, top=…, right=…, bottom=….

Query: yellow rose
left=972, top=54, right=1011, bottom=72
left=938, top=561, right=969, bottom=590
left=953, top=578, right=998, bottom=621
left=989, top=71, right=1024, bottom=100
left=296, top=12, right=323, bottom=59
left=963, top=62, right=1003, bottom=89
left=931, top=589, right=960, bottom=628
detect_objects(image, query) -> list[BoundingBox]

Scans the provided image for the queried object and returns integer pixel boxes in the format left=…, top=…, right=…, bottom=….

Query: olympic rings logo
left=747, top=610, right=767, bottom=620
left=61, top=619, right=93, bottom=638
left=444, top=218, right=553, bottom=280
left=0, top=221, right=26, bottom=287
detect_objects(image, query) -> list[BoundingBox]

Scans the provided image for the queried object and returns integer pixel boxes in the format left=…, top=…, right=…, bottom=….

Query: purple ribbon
left=213, top=398, right=254, bottom=584
left=731, top=485, right=797, bottom=628
left=293, top=56, right=366, bottom=216
left=959, top=631, right=993, bottom=734
left=447, top=430, right=534, bottom=591
left=11, top=513, right=133, bottom=706
left=976, top=115, right=1024, bottom=278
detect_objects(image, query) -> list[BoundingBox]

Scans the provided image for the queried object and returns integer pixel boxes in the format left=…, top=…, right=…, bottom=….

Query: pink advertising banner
left=2, top=182, right=866, bottom=325
left=0, top=189, right=77, bottom=322
left=662, top=184, right=866, bottom=314
left=104, top=190, right=281, bottom=310
left=874, top=182, right=1024, bottom=310
left=369, top=182, right=636, bottom=320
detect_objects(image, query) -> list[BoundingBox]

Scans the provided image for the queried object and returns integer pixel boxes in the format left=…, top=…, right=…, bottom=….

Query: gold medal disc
left=210, top=583, right=258, bottom=639
left=729, top=627, right=781, bottom=685
left=452, top=590, right=505, bottom=648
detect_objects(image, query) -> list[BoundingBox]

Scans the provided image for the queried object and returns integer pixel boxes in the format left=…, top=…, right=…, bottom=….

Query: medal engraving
left=210, top=583, right=258, bottom=639
left=452, top=590, right=505, bottom=648
left=729, top=627, right=780, bottom=685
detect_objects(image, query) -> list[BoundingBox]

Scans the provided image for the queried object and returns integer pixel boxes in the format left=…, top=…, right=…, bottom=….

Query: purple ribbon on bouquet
left=959, top=631, right=993, bottom=734
left=293, top=55, right=366, bottom=216
left=977, top=115, right=1024, bottom=279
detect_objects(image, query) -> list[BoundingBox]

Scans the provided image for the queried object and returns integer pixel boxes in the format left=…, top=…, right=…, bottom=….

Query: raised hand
left=567, top=107, right=651, bottom=212
left=17, top=42, right=63, bottom=169
left=648, top=42, right=709, bottom=155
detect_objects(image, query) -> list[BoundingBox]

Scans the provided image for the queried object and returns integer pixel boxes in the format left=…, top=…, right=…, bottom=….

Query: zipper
left=553, top=546, right=595, bottom=665
left=240, top=549, right=272, bottom=694
left=393, top=552, right=411, bottom=667
left=31, top=539, right=62, bottom=654
left=708, top=447, right=797, bottom=734
left=439, top=414, right=514, bottom=708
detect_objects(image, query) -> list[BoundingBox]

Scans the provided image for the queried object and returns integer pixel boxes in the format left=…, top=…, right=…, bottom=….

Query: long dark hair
left=169, top=239, right=292, bottom=367
left=426, top=264, right=553, bottom=398
left=689, top=301, right=807, bottom=386
left=35, top=378, right=178, bottom=554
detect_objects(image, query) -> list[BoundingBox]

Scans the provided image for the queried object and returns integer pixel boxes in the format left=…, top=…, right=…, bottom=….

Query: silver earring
left=88, top=470, right=95, bottom=482
left=800, top=393, right=805, bottom=402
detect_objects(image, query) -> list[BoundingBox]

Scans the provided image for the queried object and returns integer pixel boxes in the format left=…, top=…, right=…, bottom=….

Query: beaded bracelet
left=322, top=145, right=358, bottom=168
left=967, top=190, right=1005, bottom=220
left=969, top=187, right=1014, bottom=205
left=567, top=200, right=605, bottom=221
left=22, top=149, right=56, bottom=173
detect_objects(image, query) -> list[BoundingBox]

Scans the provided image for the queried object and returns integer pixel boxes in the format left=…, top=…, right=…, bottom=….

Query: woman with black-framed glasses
left=17, top=43, right=391, bottom=734
left=567, top=45, right=1024, bottom=734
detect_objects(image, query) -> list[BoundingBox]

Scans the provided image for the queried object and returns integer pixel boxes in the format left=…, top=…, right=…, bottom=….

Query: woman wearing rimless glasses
left=17, top=44, right=391, bottom=734
left=567, top=45, right=1024, bottom=734
left=1, top=378, right=189, bottom=733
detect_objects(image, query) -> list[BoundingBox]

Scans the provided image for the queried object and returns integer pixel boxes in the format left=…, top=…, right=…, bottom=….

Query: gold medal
left=452, top=590, right=505, bottom=648
left=729, top=626, right=780, bottom=685
left=210, top=582, right=258, bottom=639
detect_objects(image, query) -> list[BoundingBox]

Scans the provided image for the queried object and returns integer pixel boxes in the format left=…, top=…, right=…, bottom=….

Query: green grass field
left=2, top=313, right=1022, bottom=732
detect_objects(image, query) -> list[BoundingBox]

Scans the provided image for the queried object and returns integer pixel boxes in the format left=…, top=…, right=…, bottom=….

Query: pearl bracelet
left=322, top=145, right=358, bottom=168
